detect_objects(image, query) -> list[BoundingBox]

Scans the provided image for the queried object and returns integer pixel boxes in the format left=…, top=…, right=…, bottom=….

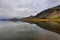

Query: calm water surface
left=0, top=21, right=60, bottom=40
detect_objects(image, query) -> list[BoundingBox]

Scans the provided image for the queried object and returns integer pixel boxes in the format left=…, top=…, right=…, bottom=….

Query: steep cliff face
left=35, top=5, right=60, bottom=18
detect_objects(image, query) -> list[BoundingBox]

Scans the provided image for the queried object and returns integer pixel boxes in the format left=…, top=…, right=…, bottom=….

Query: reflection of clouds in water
left=0, top=22, right=60, bottom=40
left=0, top=0, right=60, bottom=18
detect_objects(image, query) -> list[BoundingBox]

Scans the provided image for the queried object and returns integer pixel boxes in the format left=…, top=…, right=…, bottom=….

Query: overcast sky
left=0, top=0, right=60, bottom=18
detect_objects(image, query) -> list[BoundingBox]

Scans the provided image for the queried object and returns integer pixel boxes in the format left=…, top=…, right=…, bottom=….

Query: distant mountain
left=0, top=16, right=23, bottom=21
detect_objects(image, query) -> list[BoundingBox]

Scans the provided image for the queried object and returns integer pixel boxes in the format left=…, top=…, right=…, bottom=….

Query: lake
left=0, top=21, right=60, bottom=40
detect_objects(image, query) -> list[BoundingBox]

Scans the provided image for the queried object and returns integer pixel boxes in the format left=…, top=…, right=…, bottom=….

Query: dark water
left=0, top=21, right=60, bottom=40
left=32, top=21, right=60, bottom=34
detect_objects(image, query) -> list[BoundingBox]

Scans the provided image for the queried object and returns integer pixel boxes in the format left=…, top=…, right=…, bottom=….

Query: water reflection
left=0, top=21, right=47, bottom=40
left=27, top=21, right=60, bottom=34
left=0, top=21, right=60, bottom=40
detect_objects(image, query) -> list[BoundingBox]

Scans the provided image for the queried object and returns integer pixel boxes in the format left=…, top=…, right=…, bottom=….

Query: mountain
left=20, top=5, right=60, bottom=22
left=34, top=5, right=60, bottom=18
left=1, top=5, right=60, bottom=22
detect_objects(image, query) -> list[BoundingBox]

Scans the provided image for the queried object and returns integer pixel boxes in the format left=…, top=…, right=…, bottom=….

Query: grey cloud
left=0, top=0, right=60, bottom=18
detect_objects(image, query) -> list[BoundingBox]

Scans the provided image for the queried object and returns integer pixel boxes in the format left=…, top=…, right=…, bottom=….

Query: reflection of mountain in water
left=21, top=5, right=60, bottom=34
left=31, top=21, right=60, bottom=34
